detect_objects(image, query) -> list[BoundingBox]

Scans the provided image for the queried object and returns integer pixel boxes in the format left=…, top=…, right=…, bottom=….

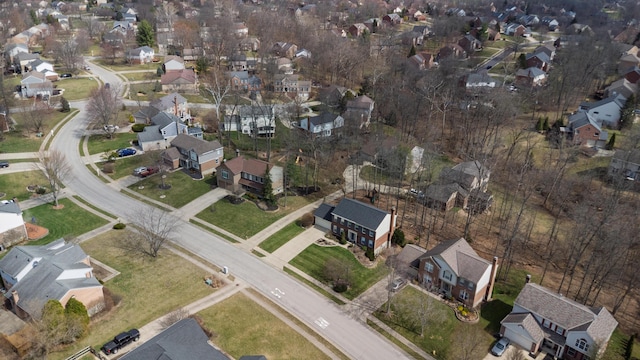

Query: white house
left=464, top=71, right=497, bottom=89
left=223, top=105, right=275, bottom=137
left=578, top=95, right=625, bottom=128
left=163, top=56, right=185, bottom=72
left=5, top=43, right=28, bottom=63
left=298, top=112, right=344, bottom=137
left=29, top=59, right=57, bottom=81
left=0, top=200, right=27, bottom=249
left=20, top=71, right=53, bottom=98
left=126, top=46, right=155, bottom=64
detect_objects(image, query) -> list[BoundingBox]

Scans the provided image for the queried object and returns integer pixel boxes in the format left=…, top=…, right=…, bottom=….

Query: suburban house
left=578, top=95, right=625, bottom=128
left=515, top=67, right=547, bottom=87
left=14, top=52, right=40, bottom=72
left=0, top=239, right=105, bottom=320
left=272, top=74, right=311, bottom=100
left=4, top=43, right=28, bottom=64
left=232, top=22, right=249, bottom=37
left=423, top=160, right=493, bottom=213
left=216, top=156, right=284, bottom=196
left=566, top=112, right=608, bottom=148
left=20, top=71, right=53, bottom=98
left=120, top=318, right=231, bottom=360
left=298, top=112, right=344, bottom=137
left=622, top=66, right=640, bottom=84
left=318, top=85, right=355, bottom=108
left=163, top=134, right=223, bottom=178
left=457, top=34, right=482, bottom=54
left=137, top=112, right=189, bottom=151
left=382, top=13, right=402, bottom=26
left=618, top=54, right=640, bottom=75
left=604, top=78, right=637, bottom=100
left=416, top=237, right=498, bottom=308
left=163, top=55, right=185, bottom=72
left=437, top=44, right=467, bottom=60
left=343, top=95, right=375, bottom=128
left=462, top=71, right=497, bottom=89
left=223, top=105, right=275, bottom=137
left=349, top=23, right=368, bottom=37
left=228, top=71, right=262, bottom=92
left=271, top=42, right=298, bottom=59
left=505, top=23, right=526, bottom=37
left=27, top=59, right=57, bottom=80
left=126, top=46, right=155, bottom=64
left=313, top=198, right=397, bottom=255
left=525, top=52, right=551, bottom=72
left=441, top=160, right=491, bottom=192
left=161, top=68, right=198, bottom=93
left=229, top=54, right=257, bottom=72
left=608, top=149, right=640, bottom=181
left=149, top=93, right=191, bottom=122
left=0, top=199, right=27, bottom=249
left=240, top=37, right=261, bottom=52
left=408, top=52, right=435, bottom=70
left=422, top=183, right=469, bottom=211
left=500, top=279, right=617, bottom=359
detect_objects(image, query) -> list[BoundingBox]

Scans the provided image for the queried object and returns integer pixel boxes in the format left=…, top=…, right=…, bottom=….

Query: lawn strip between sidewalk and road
left=189, top=219, right=239, bottom=243
left=283, top=266, right=346, bottom=305
left=72, top=195, right=118, bottom=219
left=366, top=319, right=424, bottom=360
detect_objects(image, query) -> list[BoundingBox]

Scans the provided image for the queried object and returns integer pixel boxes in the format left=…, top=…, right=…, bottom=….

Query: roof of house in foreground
left=331, top=198, right=389, bottom=230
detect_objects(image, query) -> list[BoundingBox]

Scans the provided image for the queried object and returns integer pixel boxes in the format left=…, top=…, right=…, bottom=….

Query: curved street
left=46, top=59, right=410, bottom=359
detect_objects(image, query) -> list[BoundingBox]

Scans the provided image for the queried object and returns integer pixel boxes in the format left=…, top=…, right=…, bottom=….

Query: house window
left=341, top=218, right=345, bottom=225
left=360, top=237, right=366, bottom=245
left=221, top=170, right=229, bottom=180
left=369, top=230, right=374, bottom=237
left=425, top=262, right=434, bottom=273
left=567, top=348, right=577, bottom=357
left=459, top=289, right=469, bottom=300
left=355, top=225, right=360, bottom=231
left=443, top=270, right=453, bottom=281
left=362, top=227, right=366, bottom=234
left=576, top=338, right=589, bottom=352
left=459, top=277, right=465, bottom=285
left=467, top=282, right=474, bottom=289
left=555, top=326, right=564, bottom=335
left=368, top=240, right=374, bottom=248
left=348, top=222, right=352, bottom=229
left=542, top=319, right=551, bottom=328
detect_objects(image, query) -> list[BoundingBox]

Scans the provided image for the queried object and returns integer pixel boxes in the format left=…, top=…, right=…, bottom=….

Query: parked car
left=84, top=65, right=91, bottom=71
left=60, top=73, right=72, bottom=78
left=391, top=278, right=406, bottom=291
left=133, top=166, right=147, bottom=176
left=103, top=124, right=119, bottom=132
left=101, top=329, right=140, bottom=355
left=117, top=148, right=136, bottom=157
left=140, top=166, right=159, bottom=178
left=491, top=337, right=510, bottom=357
left=0, top=161, right=8, bottom=168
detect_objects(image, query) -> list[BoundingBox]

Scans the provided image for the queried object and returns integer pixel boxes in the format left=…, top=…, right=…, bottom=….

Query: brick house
left=500, top=279, right=617, bottom=359
left=164, top=134, right=223, bottom=178
left=567, top=112, right=608, bottom=148
left=314, top=198, right=397, bottom=255
left=417, top=237, right=498, bottom=308
left=161, top=69, right=198, bottom=93
left=216, top=156, right=283, bottom=196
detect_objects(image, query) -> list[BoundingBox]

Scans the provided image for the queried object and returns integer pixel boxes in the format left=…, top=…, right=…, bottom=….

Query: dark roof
left=161, top=69, right=197, bottom=85
left=331, top=198, right=389, bottom=230
left=170, top=134, right=222, bottom=156
left=120, top=318, right=230, bottom=360
left=309, top=112, right=340, bottom=126
left=613, top=149, right=640, bottom=164
left=424, top=183, right=468, bottom=203
left=396, top=244, right=426, bottom=269
left=313, top=203, right=335, bottom=222
left=137, top=125, right=163, bottom=142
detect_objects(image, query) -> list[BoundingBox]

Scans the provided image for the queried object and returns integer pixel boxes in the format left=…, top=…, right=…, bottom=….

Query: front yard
left=128, top=169, right=216, bottom=208
left=196, top=195, right=311, bottom=239
left=258, top=222, right=306, bottom=253
left=0, top=108, right=78, bottom=153
left=86, top=133, right=138, bottom=155
left=53, top=230, right=216, bottom=359
left=288, top=244, right=389, bottom=300
left=197, top=292, right=332, bottom=360
left=0, top=170, right=50, bottom=201
left=56, top=77, right=100, bottom=101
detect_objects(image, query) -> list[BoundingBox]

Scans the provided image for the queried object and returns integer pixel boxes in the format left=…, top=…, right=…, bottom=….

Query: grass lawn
left=97, top=60, right=160, bottom=72
left=128, top=170, right=216, bottom=208
left=0, top=132, right=43, bottom=153
left=226, top=121, right=292, bottom=153
left=22, top=198, right=109, bottom=245
left=57, top=78, right=100, bottom=100
left=129, top=83, right=158, bottom=101
left=180, top=93, right=211, bottom=104
left=52, top=230, right=216, bottom=359
left=86, top=133, right=138, bottom=155
left=602, top=329, right=633, bottom=360
left=122, top=72, right=158, bottom=81
left=283, top=267, right=345, bottom=305
left=2, top=74, right=21, bottom=90
left=258, top=222, right=305, bottom=253
left=196, top=196, right=311, bottom=238
left=101, top=153, right=161, bottom=180
left=197, top=292, right=331, bottom=360
left=0, top=170, right=50, bottom=201
left=289, top=244, right=389, bottom=299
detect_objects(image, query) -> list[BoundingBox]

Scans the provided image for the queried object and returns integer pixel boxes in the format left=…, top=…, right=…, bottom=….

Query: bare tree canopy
left=128, top=207, right=180, bottom=258
left=86, top=85, right=122, bottom=139
left=201, top=68, right=231, bottom=122
left=39, top=150, right=71, bottom=207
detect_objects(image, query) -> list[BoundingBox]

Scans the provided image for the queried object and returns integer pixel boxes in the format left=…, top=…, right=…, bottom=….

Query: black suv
left=101, top=329, right=140, bottom=355
left=0, top=161, right=8, bottom=168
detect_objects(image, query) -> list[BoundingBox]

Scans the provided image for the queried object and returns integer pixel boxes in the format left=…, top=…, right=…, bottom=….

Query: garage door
left=314, top=217, right=331, bottom=231
left=503, top=326, right=534, bottom=353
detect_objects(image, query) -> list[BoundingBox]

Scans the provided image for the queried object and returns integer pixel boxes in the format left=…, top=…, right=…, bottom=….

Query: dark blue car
left=117, top=148, right=137, bottom=157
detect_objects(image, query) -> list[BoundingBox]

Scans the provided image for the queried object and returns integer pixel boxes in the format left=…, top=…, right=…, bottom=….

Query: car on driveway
left=117, top=148, right=136, bottom=157
left=60, top=73, right=72, bottom=78
left=133, top=167, right=147, bottom=176
left=0, top=161, right=8, bottom=168
left=391, top=278, right=406, bottom=291
left=491, top=337, right=510, bottom=357
left=140, top=166, right=159, bottom=178
left=101, top=329, right=140, bottom=355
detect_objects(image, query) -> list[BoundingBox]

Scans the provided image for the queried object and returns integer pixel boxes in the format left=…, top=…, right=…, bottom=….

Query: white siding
left=0, top=213, right=25, bottom=233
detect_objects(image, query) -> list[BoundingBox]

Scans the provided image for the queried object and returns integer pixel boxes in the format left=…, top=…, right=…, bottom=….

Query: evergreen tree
left=156, top=66, right=164, bottom=77
left=518, top=53, right=527, bottom=69
left=606, top=133, right=616, bottom=150
left=408, top=44, right=416, bottom=58
left=619, top=94, right=636, bottom=129
left=196, top=57, right=210, bottom=74
left=65, top=298, right=90, bottom=339
left=262, top=167, right=276, bottom=206
left=543, top=117, right=550, bottom=131
left=136, top=20, right=155, bottom=47
left=60, top=97, right=70, bottom=112
left=536, top=117, right=544, bottom=132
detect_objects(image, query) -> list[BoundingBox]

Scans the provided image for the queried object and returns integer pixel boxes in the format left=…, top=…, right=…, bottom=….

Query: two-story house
left=216, top=156, right=283, bottom=196
left=126, top=46, right=155, bottom=64
left=20, top=71, right=53, bottom=98
left=500, top=279, right=617, bottom=359
left=343, top=95, right=375, bottom=128
left=0, top=199, right=27, bottom=249
left=273, top=74, right=311, bottom=100
left=567, top=112, right=608, bottom=148
left=416, top=237, right=498, bottom=308
left=223, top=105, right=275, bottom=137
left=228, top=71, right=262, bottom=92
left=271, top=42, right=298, bottom=59
left=137, top=112, right=189, bottom=151
left=515, top=67, right=547, bottom=87
left=0, top=239, right=105, bottom=320
left=424, top=160, right=493, bottom=212
left=608, top=149, right=640, bottom=181
left=163, top=134, right=223, bottom=178
left=578, top=95, right=625, bottom=128
left=525, top=51, right=551, bottom=72
left=298, top=112, right=344, bottom=137
left=149, top=93, right=191, bottom=122
left=314, top=198, right=397, bottom=255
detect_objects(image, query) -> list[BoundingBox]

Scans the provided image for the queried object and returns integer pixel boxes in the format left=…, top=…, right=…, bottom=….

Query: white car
left=391, top=278, right=406, bottom=291
left=133, top=167, right=147, bottom=176
left=103, top=124, right=119, bottom=132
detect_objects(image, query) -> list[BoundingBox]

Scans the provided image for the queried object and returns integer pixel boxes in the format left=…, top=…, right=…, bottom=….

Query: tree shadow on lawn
left=480, top=299, right=512, bottom=335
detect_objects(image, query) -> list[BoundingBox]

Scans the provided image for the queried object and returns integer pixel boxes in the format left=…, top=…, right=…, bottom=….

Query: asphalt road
left=52, top=60, right=409, bottom=359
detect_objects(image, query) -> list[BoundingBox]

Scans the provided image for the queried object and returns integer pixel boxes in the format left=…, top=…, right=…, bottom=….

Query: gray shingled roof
left=331, top=198, right=389, bottom=231
left=579, top=95, right=624, bottom=112
left=0, top=201, right=21, bottom=215
left=568, top=111, right=602, bottom=133
left=514, top=283, right=617, bottom=336
left=396, top=244, right=426, bottom=269
left=170, top=134, right=222, bottom=156
left=419, top=237, right=490, bottom=284
left=309, top=112, right=341, bottom=126
left=424, top=183, right=468, bottom=203
left=151, top=112, right=182, bottom=128
left=137, top=125, right=163, bottom=142
left=501, top=312, right=545, bottom=343
left=150, top=93, right=187, bottom=111
left=439, top=160, right=488, bottom=190
left=314, top=203, right=335, bottom=222
left=121, top=318, right=230, bottom=360
left=238, top=105, right=273, bottom=118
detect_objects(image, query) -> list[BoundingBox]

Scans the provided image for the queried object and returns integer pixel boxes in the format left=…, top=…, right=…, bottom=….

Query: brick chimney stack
left=525, top=274, right=531, bottom=283
left=486, top=256, right=499, bottom=301
left=11, top=290, right=18, bottom=305
left=387, top=206, right=397, bottom=247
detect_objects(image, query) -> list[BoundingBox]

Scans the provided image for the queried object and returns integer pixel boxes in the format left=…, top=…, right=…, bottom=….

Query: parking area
left=482, top=343, right=549, bottom=360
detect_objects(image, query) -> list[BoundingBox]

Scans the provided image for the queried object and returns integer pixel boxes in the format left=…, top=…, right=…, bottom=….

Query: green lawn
left=289, top=244, right=389, bottom=299
left=128, top=170, right=216, bottom=208
left=86, top=133, right=138, bottom=155
left=180, top=93, right=212, bottom=104
left=196, top=196, right=311, bottom=238
left=57, top=78, right=100, bottom=100
left=0, top=170, right=50, bottom=201
left=97, top=60, right=160, bottom=72
left=2, top=74, right=21, bottom=90
left=122, top=72, right=158, bottom=81
left=259, top=222, right=305, bottom=253
left=226, top=121, right=292, bottom=153
left=197, top=292, right=331, bottom=360
left=129, top=83, right=158, bottom=101
left=101, top=152, right=161, bottom=180
left=22, top=198, right=109, bottom=245
left=52, top=230, right=216, bottom=360
left=1, top=109, right=78, bottom=153
left=603, top=329, right=633, bottom=360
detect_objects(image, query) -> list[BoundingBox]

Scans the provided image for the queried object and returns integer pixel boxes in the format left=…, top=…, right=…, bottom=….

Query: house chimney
left=525, top=274, right=531, bottom=283
left=11, top=290, right=18, bottom=304
left=235, top=149, right=240, bottom=158
left=485, top=256, right=499, bottom=301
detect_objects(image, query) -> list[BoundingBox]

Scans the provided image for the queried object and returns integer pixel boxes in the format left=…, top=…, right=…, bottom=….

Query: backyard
left=22, top=198, right=109, bottom=245
left=196, top=195, right=311, bottom=239
left=128, top=169, right=216, bottom=208
left=52, top=230, right=216, bottom=359
left=197, top=292, right=331, bottom=360
left=288, top=244, right=389, bottom=299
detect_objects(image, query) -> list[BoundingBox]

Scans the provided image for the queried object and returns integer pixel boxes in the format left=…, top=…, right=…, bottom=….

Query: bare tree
left=53, top=36, right=84, bottom=72
left=86, top=85, right=122, bottom=139
left=21, top=102, right=52, bottom=135
left=128, top=207, right=180, bottom=258
left=201, top=68, right=231, bottom=122
left=39, top=150, right=71, bottom=207
left=449, top=325, right=487, bottom=360
left=84, top=18, right=104, bottom=40
left=159, top=308, right=190, bottom=330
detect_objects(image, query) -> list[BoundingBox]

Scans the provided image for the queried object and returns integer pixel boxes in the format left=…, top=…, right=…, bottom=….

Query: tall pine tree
left=136, top=20, right=155, bottom=47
